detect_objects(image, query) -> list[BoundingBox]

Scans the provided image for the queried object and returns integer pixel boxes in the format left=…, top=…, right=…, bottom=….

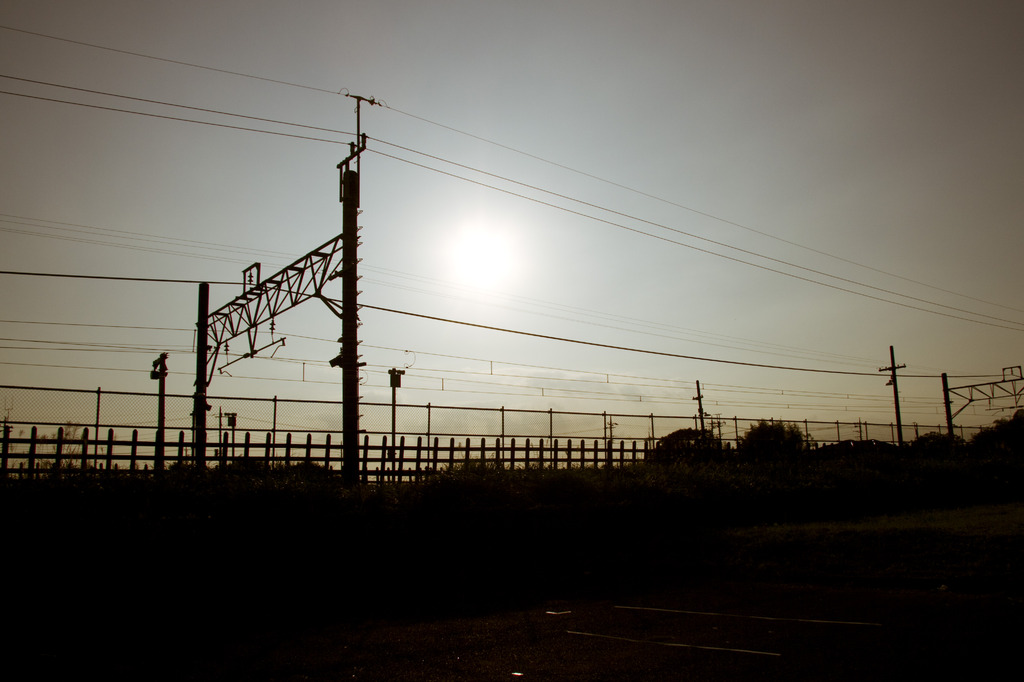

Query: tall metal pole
left=879, top=345, right=906, bottom=447
left=941, top=372, right=955, bottom=435
left=193, top=282, right=209, bottom=466
left=341, top=165, right=362, bottom=484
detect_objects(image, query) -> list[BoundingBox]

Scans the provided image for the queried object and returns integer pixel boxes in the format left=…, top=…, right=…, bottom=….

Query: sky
left=1, top=0, right=1022, bottom=438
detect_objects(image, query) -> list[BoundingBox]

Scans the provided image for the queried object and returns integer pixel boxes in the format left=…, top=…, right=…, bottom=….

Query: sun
left=447, top=225, right=518, bottom=291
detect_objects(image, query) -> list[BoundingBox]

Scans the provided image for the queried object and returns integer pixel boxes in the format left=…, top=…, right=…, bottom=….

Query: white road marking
left=566, top=630, right=781, bottom=657
left=614, top=605, right=882, bottom=627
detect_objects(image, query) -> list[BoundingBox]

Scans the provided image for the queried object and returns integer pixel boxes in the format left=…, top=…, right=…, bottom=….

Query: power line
left=382, top=104, right=1024, bottom=318
left=0, top=25, right=344, bottom=95
left=370, top=139, right=1024, bottom=330
left=0, top=319, right=190, bottom=332
left=0, top=74, right=355, bottom=137
left=354, top=301, right=895, bottom=377
left=370, top=149, right=1024, bottom=333
left=1, top=212, right=295, bottom=262
left=4, top=78, right=1018, bottom=332
left=4, top=24, right=1016, bottom=319
left=0, top=270, right=236, bottom=284
left=0, top=89, right=349, bottom=146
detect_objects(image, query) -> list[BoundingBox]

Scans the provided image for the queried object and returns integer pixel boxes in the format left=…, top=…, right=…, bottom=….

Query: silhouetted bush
left=650, top=428, right=723, bottom=463
left=737, top=420, right=812, bottom=461
left=971, top=409, right=1024, bottom=456
left=909, top=432, right=965, bottom=458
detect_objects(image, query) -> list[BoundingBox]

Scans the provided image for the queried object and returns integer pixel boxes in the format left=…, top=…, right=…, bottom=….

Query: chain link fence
left=1, top=384, right=979, bottom=475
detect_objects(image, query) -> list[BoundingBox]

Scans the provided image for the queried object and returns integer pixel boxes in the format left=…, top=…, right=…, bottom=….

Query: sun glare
left=447, top=226, right=517, bottom=291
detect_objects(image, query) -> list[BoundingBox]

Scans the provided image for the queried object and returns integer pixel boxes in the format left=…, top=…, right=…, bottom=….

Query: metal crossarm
left=946, top=366, right=1024, bottom=420
left=206, top=233, right=345, bottom=380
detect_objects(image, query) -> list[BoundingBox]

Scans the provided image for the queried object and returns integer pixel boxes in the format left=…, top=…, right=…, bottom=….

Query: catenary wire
left=3, top=85, right=1016, bottom=332
left=369, top=138, right=1024, bottom=329
left=3, top=25, right=1015, bottom=316
left=368, top=149, right=1024, bottom=333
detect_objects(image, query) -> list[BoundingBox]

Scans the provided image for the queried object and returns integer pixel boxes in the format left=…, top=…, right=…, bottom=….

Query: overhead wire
left=2, top=76, right=1018, bottom=332
left=369, top=138, right=1024, bottom=330
left=0, top=270, right=236, bottom=284
left=3, top=24, right=1016, bottom=318
left=1, top=212, right=295, bottom=263
left=380, top=103, right=1024, bottom=317
left=369, top=148, right=1024, bottom=333
left=0, top=37, right=1007, bottom=409
left=0, top=25, right=343, bottom=95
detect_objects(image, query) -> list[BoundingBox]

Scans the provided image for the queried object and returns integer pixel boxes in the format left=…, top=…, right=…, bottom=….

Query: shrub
left=909, top=432, right=964, bottom=458
left=738, top=420, right=811, bottom=461
left=650, top=428, right=723, bottom=463
left=971, top=410, right=1024, bottom=456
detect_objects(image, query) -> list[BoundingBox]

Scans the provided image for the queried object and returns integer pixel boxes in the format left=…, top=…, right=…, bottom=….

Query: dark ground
left=4, top=502, right=1022, bottom=681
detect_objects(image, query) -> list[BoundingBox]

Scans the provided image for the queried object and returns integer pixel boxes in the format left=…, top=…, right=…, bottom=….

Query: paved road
left=137, top=580, right=1020, bottom=681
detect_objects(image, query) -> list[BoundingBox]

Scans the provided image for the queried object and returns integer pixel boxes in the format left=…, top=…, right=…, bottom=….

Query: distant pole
left=693, top=381, right=706, bottom=434
left=389, top=368, right=405, bottom=472
left=879, top=346, right=906, bottom=447
left=150, top=352, right=168, bottom=471
left=193, top=282, right=209, bottom=466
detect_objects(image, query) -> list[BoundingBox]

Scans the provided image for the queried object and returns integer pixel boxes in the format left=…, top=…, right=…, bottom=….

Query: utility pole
left=193, top=283, right=209, bottom=466
left=693, top=380, right=706, bottom=434
left=194, top=97, right=376, bottom=481
left=150, top=352, right=168, bottom=471
left=388, top=368, right=405, bottom=472
left=337, top=141, right=367, bottom=484
left=879, top=346, right=906, bottom=447
left=941, top=373, right=955, bottom=435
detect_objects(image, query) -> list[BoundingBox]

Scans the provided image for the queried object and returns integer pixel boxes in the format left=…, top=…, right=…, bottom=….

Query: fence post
left=305, top=433, right=312, bottom=465
left=1, top=421, right=9, bottom=477
left=54, top=426, right=64, bottom=476
left=243, top=431, right=251, bottom=460
left=272, top=395, right=278, bottom=453
left=28, top=425, right=37, bottom=477
left=80, top=427, right=89, bottom=471
left=105, top=429, right=114, bottom=471
left=177, top=431, right=185, bottom=466
left=362, top=434, right=371, bottom=482
left=94, top=387, right=102, bottom=463
left=324, top=434, right=331, bottom=469
left=130, top=429, right=139, bottom=471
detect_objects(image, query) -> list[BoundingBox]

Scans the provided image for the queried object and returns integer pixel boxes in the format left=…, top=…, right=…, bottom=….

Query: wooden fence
left=0, top=426, right=648, bottom=481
